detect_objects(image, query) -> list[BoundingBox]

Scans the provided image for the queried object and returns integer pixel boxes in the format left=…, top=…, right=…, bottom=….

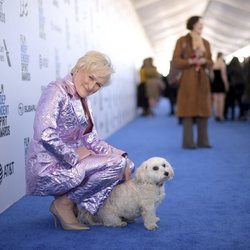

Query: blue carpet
left=1, top=98, right=250, bottom=250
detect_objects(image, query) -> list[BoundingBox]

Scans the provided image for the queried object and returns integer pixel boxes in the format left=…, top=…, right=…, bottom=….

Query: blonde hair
left=72, top=51, right=114, bottom=84
left=213, top=53, right=225, bottom=70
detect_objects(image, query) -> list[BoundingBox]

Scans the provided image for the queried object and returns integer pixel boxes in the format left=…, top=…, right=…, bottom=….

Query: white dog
left=78, top=157, right=174, bottom=230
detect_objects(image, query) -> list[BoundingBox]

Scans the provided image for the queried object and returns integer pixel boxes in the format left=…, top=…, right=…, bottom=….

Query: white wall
left=0, top=0, right=153, bottom=213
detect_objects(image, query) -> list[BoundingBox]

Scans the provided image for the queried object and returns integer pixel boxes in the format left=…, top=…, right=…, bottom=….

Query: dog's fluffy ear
left=135, top=162, right=147, bottom=183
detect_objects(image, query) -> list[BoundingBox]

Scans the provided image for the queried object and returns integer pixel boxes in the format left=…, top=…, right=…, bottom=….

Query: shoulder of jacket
left=202, top=37, right=210, bottom=46
left=177, top=34, right=191, bottom=44
left=44, top=79, right=68, bottom=98
left=178, top=35, right=187, bottom=42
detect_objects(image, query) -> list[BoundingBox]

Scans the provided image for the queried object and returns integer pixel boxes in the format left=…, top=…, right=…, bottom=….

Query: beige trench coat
left=172, top=34, right=213, bottom=117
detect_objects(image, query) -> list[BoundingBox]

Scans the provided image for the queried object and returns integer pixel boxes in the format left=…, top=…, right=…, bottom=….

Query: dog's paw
left=119, top=221, right=128, bottom=227
left=144, top=223, right=158, bottom=231
left=121, top=217, right=135, bottom=224
left=155, top=217, right=160, bottom=223
left=104, top=221, right=128, bottom=227
left=113, top=221, right=128, bottom=227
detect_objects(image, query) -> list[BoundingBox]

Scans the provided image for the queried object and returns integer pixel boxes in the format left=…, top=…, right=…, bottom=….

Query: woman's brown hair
left=186, top=16, right=201, bottom=30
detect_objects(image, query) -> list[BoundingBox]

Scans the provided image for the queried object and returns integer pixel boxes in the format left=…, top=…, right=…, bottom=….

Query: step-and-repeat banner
left=0, top=0, right=153, bottom=213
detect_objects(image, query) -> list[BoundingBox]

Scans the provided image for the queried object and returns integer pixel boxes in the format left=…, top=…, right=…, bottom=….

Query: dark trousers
left=137, top=83, right=149, bottom=114
left=224, top=85, right=244, bottom=120
left=182, top=117, right=210, bottom=148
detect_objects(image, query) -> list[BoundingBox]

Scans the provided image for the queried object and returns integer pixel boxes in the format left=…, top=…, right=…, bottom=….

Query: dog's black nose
left=164, top=172, right=169, bottom=176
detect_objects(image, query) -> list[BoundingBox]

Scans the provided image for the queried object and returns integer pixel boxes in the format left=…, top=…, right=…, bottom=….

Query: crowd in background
left=137, top=57, right=164, bottom=116
left=137, top=15, right=249, bottom=150
left=137, top=55, right=250, bottom=122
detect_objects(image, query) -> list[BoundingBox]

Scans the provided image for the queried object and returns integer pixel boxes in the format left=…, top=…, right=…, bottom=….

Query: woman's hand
left=189, top=57, right=206, bottom=65
left=75, top=147, right=93, bottom=160
left=198, top=57, right=207, bottom=65
left=122, top=154, right=131, bottom=181
left=188, top=58, right=198, bottom=65
left=124, top=165, right=132, bottom=181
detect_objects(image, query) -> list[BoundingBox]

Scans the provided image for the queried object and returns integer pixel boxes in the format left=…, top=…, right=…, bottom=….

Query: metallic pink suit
left=26, top=74, right=134, bottom=214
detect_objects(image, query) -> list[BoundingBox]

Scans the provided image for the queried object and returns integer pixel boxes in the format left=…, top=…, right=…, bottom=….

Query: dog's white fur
left=78, top=157, right=174, bottom=230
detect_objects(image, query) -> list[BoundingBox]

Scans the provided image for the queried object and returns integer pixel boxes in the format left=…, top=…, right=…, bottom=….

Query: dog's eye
left=162, top=164, right=166, bottom=168
left=153, top=166, right=159, bottom=171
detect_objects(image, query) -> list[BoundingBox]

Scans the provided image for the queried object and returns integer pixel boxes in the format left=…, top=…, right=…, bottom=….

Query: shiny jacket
left=26, top=74, right=130, bottom=197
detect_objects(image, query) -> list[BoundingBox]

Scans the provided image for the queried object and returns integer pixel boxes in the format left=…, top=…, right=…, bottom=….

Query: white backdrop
left=0, top=0, right=153, bottom=213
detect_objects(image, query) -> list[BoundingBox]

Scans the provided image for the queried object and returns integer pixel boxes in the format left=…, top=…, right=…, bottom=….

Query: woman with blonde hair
left=26, top=51, right=134, bottom=230
left=211, top=52, right=229, bottom=121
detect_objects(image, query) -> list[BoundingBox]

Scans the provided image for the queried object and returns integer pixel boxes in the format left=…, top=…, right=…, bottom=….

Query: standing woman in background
left=211, top=52, right=229, bottom=121
left=172, top=16, right=213, bottom=149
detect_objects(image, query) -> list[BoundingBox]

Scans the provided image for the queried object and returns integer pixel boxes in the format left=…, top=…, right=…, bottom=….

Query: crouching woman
left=26, top=51, right=134, bottom=230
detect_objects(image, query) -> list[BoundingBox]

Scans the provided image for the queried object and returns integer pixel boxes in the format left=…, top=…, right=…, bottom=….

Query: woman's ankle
left=54, top=195, right=74, bottom=208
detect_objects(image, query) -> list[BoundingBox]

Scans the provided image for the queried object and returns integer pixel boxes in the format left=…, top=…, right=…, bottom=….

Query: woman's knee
left=108, top=155, right=127, bottom=178
left=111, top=154, right=126, bottom=168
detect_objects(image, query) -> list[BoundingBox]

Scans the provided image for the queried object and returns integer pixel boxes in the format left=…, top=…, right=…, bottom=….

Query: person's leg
left=230, top=89, right=236, bottom=120
left=142, top=84, right=150, bottom=115
left=218, top=93, right=225, bottom=121
left=51, top=194, right=89, bottom=230
left=68, top=154, right=132, bottom=215
left=169, top=98, right=175, bottom=115
left=221, top=93, right=226, bottom=120
left=230, top=101, right=235, bottom=120
left=138, top=84, right=149, bottom=116
left=213, top=94, right=219, bottom=120
left=237, top=93, right=244, bottom=119
left=224, top=93, right=229, bottom=120
left=47, top=153, right=132, bottom=229
left=148, top=98, right=156, bottom=115
left=182, top=117, right=195, bottom=148
left=197, top=117, right=211, bottom=147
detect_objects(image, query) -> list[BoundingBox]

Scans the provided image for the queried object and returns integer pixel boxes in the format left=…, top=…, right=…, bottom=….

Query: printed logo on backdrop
left=74, top=34, right=82, bottom=48
left=75, top=0, right=79, bottom=22
left=65, top=18, right=70, bottom=49
left=0, top=164, right=2, bottom=184
left=20, top=0, right=28, bottom=17
left=0, top=84, right=10, bottom=138
left=51, top=21, right=62, bottom=33
left=98, top=120, right=104, bottom=135
left=53, top=0, right=59, bottom=7
left=98, top=92, right=103, bottom=111
left=24, top=137, right=30, bottom=160
left=39, top=54, right=48, bottom=69
left=20, top=34, right=31, bottom=81
left=0, top=0, right=6, bottom=23
left=0, top=162, right=15, bottom=185
left=18, top=103, right=36, bottom=116
left=105, top=115, right=110, bottom=135
left=55, top=48, right=61, bottom=79
left=38, top=0, right=46, bottom=40
left=0, top=39, right=12, bottom=67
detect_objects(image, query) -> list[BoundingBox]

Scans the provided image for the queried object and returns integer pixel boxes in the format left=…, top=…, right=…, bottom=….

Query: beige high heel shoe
left=50, top=201, right=89, bottom=231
